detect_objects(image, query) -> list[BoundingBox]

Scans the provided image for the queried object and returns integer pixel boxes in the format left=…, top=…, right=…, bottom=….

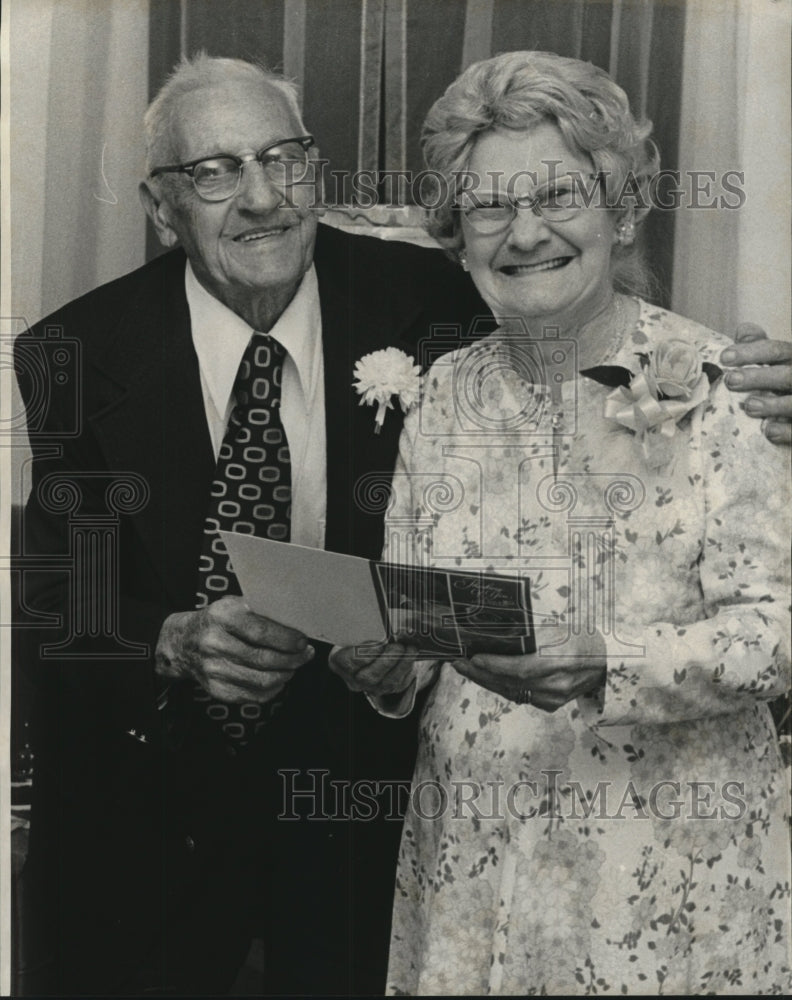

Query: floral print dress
left=382, top=300, right=791, bottom=996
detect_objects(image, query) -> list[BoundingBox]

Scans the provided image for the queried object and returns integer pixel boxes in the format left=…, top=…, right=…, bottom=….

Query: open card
left=220, top=532, right=535, bottom=657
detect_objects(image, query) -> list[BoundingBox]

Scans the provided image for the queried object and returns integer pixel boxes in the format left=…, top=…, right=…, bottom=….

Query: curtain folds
left=672, top=0, right=791, bottom=334
left=358, top=0, right=385, bottom=174
left=147, top=0, right=683, bottom=299
left=9, top=0, right=149, bottom=325
left=149, top=0, right=673, bottom=192
left=8, top=1, right=788, bottom=335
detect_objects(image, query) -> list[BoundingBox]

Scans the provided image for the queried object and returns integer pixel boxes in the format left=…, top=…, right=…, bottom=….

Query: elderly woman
left=333, top=51, right=791, bottom=995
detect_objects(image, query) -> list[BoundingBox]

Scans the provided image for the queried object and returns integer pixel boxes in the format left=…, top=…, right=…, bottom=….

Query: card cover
left=220, top=531, right=535, bottom=657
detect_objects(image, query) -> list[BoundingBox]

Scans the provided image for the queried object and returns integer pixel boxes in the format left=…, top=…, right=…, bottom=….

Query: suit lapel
left=87, top=252, right=215, bottom=607
left=318, top=276, right=356, bottom=556
left=316, top=228, right=422, bottom=560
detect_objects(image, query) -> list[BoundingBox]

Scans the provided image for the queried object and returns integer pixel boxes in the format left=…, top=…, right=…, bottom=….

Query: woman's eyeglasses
left=149, top=135, right=315, bottom=202
left=455, top=174, right=600, bottom=233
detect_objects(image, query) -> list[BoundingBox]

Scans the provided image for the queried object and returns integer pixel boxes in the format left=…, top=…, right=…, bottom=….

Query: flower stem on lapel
left=353, top=347, right=422, bottom=433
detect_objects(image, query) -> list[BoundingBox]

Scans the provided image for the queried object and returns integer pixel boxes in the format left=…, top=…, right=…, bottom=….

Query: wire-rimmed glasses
left=455, top=173, right=600, bottom=234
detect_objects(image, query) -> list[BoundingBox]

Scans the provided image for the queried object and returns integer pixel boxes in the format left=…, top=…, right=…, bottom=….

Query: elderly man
left=14, top=54, right=792, bottom=997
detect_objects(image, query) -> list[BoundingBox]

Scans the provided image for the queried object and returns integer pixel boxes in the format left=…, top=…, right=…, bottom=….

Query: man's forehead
left=171, top=78, right=302, bottom=159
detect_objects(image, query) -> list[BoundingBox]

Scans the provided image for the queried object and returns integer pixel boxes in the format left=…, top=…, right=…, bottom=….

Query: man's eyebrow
left=186, top=146, right=237, bottom=159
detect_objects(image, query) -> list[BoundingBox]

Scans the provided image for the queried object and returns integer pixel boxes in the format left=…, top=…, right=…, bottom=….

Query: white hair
left=143, top=52, right=306, bottom=173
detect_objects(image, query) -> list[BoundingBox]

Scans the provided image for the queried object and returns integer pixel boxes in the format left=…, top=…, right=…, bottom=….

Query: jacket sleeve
left=14, top=326, right=174, bottom=742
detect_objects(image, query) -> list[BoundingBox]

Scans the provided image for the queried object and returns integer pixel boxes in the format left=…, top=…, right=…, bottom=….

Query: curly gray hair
left=421, top=50, right=659, bottom=294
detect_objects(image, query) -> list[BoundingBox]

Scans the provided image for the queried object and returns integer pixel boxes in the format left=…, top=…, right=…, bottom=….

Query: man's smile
left=233, top=224, right=291, bottom=243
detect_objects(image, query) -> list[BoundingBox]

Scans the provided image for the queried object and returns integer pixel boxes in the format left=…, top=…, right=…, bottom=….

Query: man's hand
left=155, top=596, right=314, bottom=703
left=329, top=640, right=418, bottom=697
left=721, top=324, right=792, bottom=444
left=451, top=628, right=606, bottom=713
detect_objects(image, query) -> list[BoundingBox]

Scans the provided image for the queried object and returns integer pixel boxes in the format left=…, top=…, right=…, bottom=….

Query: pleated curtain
left=148, top=0, right=683, bottom=305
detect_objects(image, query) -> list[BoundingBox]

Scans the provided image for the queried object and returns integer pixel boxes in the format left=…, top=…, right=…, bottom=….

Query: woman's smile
left=497, top=254, right=574, bottom=276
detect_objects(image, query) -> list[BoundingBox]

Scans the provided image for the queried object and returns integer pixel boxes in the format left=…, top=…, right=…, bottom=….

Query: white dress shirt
left=185, top=261, right=327, bottom=549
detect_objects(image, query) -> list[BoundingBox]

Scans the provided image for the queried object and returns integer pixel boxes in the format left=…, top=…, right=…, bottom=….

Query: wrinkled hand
left=329, top=639, right=419, bottom=696
left=721, top=324, right=792, bottom=444
left=155, top=596, right=313, bottom=703
left=451, top=628, right=607, bottom=713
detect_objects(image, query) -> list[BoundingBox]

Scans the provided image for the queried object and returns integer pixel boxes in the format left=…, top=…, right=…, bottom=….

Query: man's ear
left=139, top=180, right=180, bottom=248
left=309, top=149, right=327, bottom=217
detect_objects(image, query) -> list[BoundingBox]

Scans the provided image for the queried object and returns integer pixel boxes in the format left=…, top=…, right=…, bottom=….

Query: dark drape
left=148, top=0, right=686, bottom=302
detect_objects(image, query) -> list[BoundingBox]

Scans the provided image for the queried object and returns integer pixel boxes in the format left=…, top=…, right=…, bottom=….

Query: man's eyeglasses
left=455, top=174, right=600, bottom=234
left=149, top=135, right=315, bottom=202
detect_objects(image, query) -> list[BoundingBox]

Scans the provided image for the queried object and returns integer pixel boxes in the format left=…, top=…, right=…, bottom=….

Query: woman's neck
left=499, top=291, right=636, bottom=372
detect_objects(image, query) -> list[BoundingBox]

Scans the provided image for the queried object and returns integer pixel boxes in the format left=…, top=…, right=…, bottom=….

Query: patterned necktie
left=193, top=331, right=292, bottom=746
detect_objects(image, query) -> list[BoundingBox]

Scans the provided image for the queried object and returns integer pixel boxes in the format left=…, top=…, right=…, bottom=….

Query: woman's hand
left=329, top=639, right=419, bottom=696
left=451, top=628, right=607, bottom=713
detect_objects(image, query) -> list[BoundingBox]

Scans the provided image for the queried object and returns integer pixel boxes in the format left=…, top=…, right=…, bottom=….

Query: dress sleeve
left=581, top=378, right=791, bottom=727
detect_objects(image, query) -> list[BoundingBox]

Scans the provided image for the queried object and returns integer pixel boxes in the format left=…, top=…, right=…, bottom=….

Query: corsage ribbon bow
left=584, top=340, right=721, bottom=469
left=604, top=368, right=710, bottom=437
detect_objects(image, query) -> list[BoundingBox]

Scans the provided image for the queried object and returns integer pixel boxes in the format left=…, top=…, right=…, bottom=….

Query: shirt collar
left=185, top=261, right=321, bottom=415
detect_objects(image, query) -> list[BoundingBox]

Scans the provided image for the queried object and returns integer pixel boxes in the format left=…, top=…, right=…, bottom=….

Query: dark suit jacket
left=15, top=223, right=488, bottom=995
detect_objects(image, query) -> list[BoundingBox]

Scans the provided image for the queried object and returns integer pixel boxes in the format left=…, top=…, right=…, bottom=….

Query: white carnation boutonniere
left=352, top=347, right=422, bottom=433
left=604, top=339, right=720, bottom=468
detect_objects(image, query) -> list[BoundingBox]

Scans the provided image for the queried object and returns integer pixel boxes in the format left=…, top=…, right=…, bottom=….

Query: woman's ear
left=613, top=211, right=636, bottom=247
left=139, top=180, right=180, bottom=248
